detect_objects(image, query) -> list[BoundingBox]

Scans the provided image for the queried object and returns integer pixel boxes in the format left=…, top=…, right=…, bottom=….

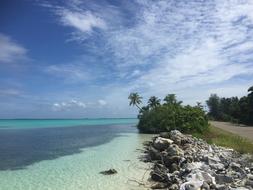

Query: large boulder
left=153, top=137, right=173, bottom=151
left=149, top=146, right=162, bottom=160
left=169, top=130, right=185, bottom=145
left=167, top=144, right=184, bottom=157
left=205, top=155, right=225, bottom=170
left=215, top=174, right=233, bottom=184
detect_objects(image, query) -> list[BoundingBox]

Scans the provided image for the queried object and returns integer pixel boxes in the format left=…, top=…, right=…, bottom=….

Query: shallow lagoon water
left=0, top=119, right=153, bottom=190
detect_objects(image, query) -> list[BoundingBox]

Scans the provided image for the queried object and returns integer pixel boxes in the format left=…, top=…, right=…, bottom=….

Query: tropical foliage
left=206, top=86, right=253, bottom=125
left=129, top=93, right=208, bottom=134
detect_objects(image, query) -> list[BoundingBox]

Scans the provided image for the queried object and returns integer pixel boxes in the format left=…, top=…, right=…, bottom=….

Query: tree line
left=128, top=93, right=208, bottom=133
left=206, top=86, right=253, bottom=125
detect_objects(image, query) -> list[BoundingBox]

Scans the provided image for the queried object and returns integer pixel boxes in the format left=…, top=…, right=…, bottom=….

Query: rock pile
left=144, top=130, right=253, bottom=190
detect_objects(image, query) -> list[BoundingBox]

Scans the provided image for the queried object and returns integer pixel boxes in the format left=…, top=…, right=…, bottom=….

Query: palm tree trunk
left=136, top=104, right=142, bottom=110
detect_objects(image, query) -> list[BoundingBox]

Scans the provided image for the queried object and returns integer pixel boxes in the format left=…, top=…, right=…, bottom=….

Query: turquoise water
left=0, top=119, right=153, bottom=190
left=0, top=118, right=138, bottom=129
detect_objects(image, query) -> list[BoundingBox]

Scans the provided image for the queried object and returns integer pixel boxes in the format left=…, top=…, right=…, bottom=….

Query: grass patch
left=192, top=125, right=253, bottom=154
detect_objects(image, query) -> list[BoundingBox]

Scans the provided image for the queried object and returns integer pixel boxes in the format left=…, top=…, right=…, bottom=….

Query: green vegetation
left=206, top=85, right=253, bottom=125
left=128, top=93, right=208, bottom=134
left=128, top=92, right=253, bottom=154
left=193, top=125, right=253, bottom=154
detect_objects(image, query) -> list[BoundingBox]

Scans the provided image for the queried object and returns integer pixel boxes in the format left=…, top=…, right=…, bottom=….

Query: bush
left=137, top=96, right=208, bottom=134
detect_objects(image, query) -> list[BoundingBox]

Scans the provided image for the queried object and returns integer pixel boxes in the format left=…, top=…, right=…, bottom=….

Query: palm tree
left=128, top=92, right=143, bottom=110
left=163, top=94, right=182, bottom=105
left=148, top=96, right=161, bottom=108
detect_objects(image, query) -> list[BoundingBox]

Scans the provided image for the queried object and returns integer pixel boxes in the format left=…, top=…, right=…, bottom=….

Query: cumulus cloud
left=0, top=33, right=27, bottom=63
left=52, top=99, right=86, bottom=111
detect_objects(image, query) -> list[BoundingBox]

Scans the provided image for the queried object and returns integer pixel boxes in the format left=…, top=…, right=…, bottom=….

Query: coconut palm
left=128, top=92, right=142, bottom=110
left=148, top=96, right=161, bottom=108
left=163, top=94, right=182, bottom=105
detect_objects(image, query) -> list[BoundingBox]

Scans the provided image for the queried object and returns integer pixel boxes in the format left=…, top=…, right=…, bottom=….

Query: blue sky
left=0, top=0, right=253, bottom=118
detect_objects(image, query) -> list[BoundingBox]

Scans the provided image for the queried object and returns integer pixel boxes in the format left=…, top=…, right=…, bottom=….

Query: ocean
left=0, top=119, right=152, bottom=190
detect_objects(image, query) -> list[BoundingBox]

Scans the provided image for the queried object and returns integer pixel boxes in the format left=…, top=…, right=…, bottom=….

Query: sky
left=0, top=0, right=253, bottom=118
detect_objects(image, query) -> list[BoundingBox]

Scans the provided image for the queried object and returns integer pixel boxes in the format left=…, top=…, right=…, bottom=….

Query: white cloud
left=104, top=0, right=253, bottom=99
left=45, top=64, right=91, bottom=83
left=59, top=10, right=106, bottom=33
left=52, top=99, right=86, bottom=111
left=0, top=33, right=27, bottom=63
left=46, top=0, right=253, bottom=109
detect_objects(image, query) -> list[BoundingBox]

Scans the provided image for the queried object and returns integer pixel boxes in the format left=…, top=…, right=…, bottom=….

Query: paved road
left=210, top=121, right=253, bottom=142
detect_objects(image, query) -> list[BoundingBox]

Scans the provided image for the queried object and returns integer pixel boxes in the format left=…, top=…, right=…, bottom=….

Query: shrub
left=136, top=95, right=208, bottom=134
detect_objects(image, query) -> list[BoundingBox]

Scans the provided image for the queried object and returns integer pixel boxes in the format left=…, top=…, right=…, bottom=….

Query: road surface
left=210, top=121, right=253, bottom=142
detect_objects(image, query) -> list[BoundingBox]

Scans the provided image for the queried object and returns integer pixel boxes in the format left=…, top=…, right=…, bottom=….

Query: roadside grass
left=192, top=125, right=253, bottom=154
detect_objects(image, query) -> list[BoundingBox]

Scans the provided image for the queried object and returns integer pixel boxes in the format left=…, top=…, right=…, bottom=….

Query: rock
left=153, top=137, right=173, bottom=151
left=149, top=146, right=162, bottom=160
left=199, top=172, right=216, bottom=184
left=170, top=163, right=179, bottom=173
left=99, top=169, right=117, bottom=175
left=201, top=182, right=210, bottom=190
left=167, top=144, right=184, bottom=157
left=231, top=162, right=241, bottom=169
left=206, top=156, right=225, bottom=170
left=180, top=181, right=203, bottom=190
left=151, top=182, right=168, bottom=189
left=170, top=130, right=184, bottom=145
left=215, top=174, right=233, bottom=184
left=230, top=162, right=247, bottom=177
left=160, top=132, right=170, bottom=139
left=247, top=174, right=253, bottom=180
left=169, top=184, right=179, bottom=190
left=170, top=130, right=183, bottom=137
left=250, top=167, right=253, bottom=174
left=145, top=129, right=253, bottom=190
left=154, top=163, right=169, bottom=175
left=216, top=184, right=229, bottom=190
left=151, top=171, right=167, bottom=182
left=245, top=174, right=253, bottom=187
left=151, top=164, right=170, bottom=182
left=164, top=155, right=181, bottom=167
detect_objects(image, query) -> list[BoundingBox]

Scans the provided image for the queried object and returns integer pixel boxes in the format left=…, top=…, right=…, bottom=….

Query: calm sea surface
left=0, top=118, right=152, bottom=190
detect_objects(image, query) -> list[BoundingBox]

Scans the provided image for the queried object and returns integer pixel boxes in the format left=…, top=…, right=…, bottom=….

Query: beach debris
left=143, top=130, right=253, bottom=190
left=99, top=168, right=117, bottom=175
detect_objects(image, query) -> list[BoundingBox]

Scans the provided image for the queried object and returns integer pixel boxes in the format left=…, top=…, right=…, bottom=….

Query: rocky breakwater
left=144, top=130, right=253, bottom=190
